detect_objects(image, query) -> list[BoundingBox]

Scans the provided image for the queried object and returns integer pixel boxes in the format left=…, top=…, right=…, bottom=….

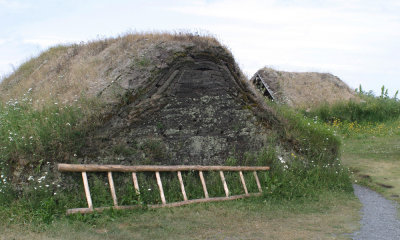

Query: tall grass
left=306, top=86, right=400, bottom=123
left=265, top=102, right=341, bottom=164
left=258, top=102, right=352, bottom=200
left=0, top=97, right=86, bottom=172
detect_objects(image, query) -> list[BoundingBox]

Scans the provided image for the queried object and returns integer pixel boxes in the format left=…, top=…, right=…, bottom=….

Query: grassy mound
left=252, top=67, right=358, bottom=108
left=0, top=32, right=351, bottom=226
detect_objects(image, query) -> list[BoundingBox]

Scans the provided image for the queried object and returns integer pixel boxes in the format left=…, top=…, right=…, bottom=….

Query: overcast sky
left=1, top=0, right=399, bottom=95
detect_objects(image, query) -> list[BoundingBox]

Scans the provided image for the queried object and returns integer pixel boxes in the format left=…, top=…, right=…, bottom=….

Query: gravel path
left=352, top=184, right=400, bottom=240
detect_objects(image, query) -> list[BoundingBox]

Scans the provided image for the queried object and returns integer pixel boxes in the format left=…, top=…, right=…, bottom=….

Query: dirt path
left=352, top=184, right=400, bottom=240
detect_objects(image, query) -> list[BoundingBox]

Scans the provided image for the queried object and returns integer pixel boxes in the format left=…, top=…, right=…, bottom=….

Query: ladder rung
left=108, top=172, right=118, bottom=207
left=220, top=171, right=229, bottom=197
left=253, top=171, right=262, bottom=192
left=82, top=172, right=93, bottom=210
left=239, top=171, right=248, bottom=195
left=177, top=171, right=188, bottom=201
left=155, top=171, right=166, bottom=205
left=132, top=172, right=140, bottom=194
left=199, top=171, right=209, bottom=199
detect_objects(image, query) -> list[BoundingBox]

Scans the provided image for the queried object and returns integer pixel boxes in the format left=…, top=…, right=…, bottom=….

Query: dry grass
left=254, top=67, right=358, bottom=109
left=0, top=32, right=223, bottom=107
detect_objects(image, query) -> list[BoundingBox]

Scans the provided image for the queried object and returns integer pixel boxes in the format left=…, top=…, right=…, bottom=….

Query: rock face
left=92, top=55, right=272, bottom=165
left=251, top=67, right=358, bottom=108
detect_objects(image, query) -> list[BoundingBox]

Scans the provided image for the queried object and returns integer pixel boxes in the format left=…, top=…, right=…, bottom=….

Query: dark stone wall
left=90, top=57, right=271, bottom=165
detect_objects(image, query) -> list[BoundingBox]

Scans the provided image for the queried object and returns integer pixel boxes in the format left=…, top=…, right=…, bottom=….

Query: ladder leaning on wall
left=57, top=164, right=270, bottom=215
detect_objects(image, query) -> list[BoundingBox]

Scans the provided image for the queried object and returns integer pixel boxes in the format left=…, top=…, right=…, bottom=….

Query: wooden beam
left=220, top=171, right=229, bottom=197
left=132, top=172, right=140, bottom=194
left=58, top=164, right=270, bottom=172
left=155, top=171, right=166, bottom=205
left=199, top=171, right=209, bottom=199
left=108, top=172, right=118, bottom=207
left=82, top=172, right=93, bottom=210
left=66, top=193, right=263, bottom=214
left=239, top=171, right=248, bottom=195
left=177, top=171, right=188, bottom=201
left=253, top=171, right=262, bottom=192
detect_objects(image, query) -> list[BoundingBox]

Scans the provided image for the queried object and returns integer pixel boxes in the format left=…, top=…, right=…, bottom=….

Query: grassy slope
left=0, top=193, right=360, bottom=240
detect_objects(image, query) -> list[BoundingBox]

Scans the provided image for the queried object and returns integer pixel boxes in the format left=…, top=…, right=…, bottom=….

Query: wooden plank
left=199, top=171, right=209, bottom=199
left=150, top=193, right=262, bottom=208
left=66, top=193, right=263, bottom=214
left=132, top=172, right=140, bottom=194
left=220, top=171, right=229, bottom=197
left=58, top=164, right=270, bottom=172
left=82, top=172, right=93, bottom=210
left=155, top=171, right=166, bottom=205
left=239, top=171, right=248, bottom=195
left=108, top=172, right=118, bottom=207
left=177, top=171, right=188, bottom=201
left=253, top=171, right=262, bottom=192
left=66, top=207, right=93, bottom=215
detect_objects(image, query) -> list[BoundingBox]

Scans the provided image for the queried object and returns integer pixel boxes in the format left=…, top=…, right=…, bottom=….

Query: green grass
left=306, top=85, right=400, bottom=123
left=0, top=96, right=86, bottom=172
left=0, top=191, right=360, bottom=240
left=301, top=86, right=400, bottom=203
left=0, top=144, right=353, bottom=228
left=342, top=135, right=400, bottom=203
left=266, top=102, right=341, bottom=164
left=0, top=89, right=354, bottom=236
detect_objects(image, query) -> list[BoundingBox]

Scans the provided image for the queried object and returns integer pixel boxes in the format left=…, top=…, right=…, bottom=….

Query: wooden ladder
left=253, top=73, right=276, bottom=101
left=57, top=164, right=269, bottom=215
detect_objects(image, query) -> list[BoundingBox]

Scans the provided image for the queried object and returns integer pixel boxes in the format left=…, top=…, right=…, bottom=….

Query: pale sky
left=1, top=0, right=399, bottom=95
